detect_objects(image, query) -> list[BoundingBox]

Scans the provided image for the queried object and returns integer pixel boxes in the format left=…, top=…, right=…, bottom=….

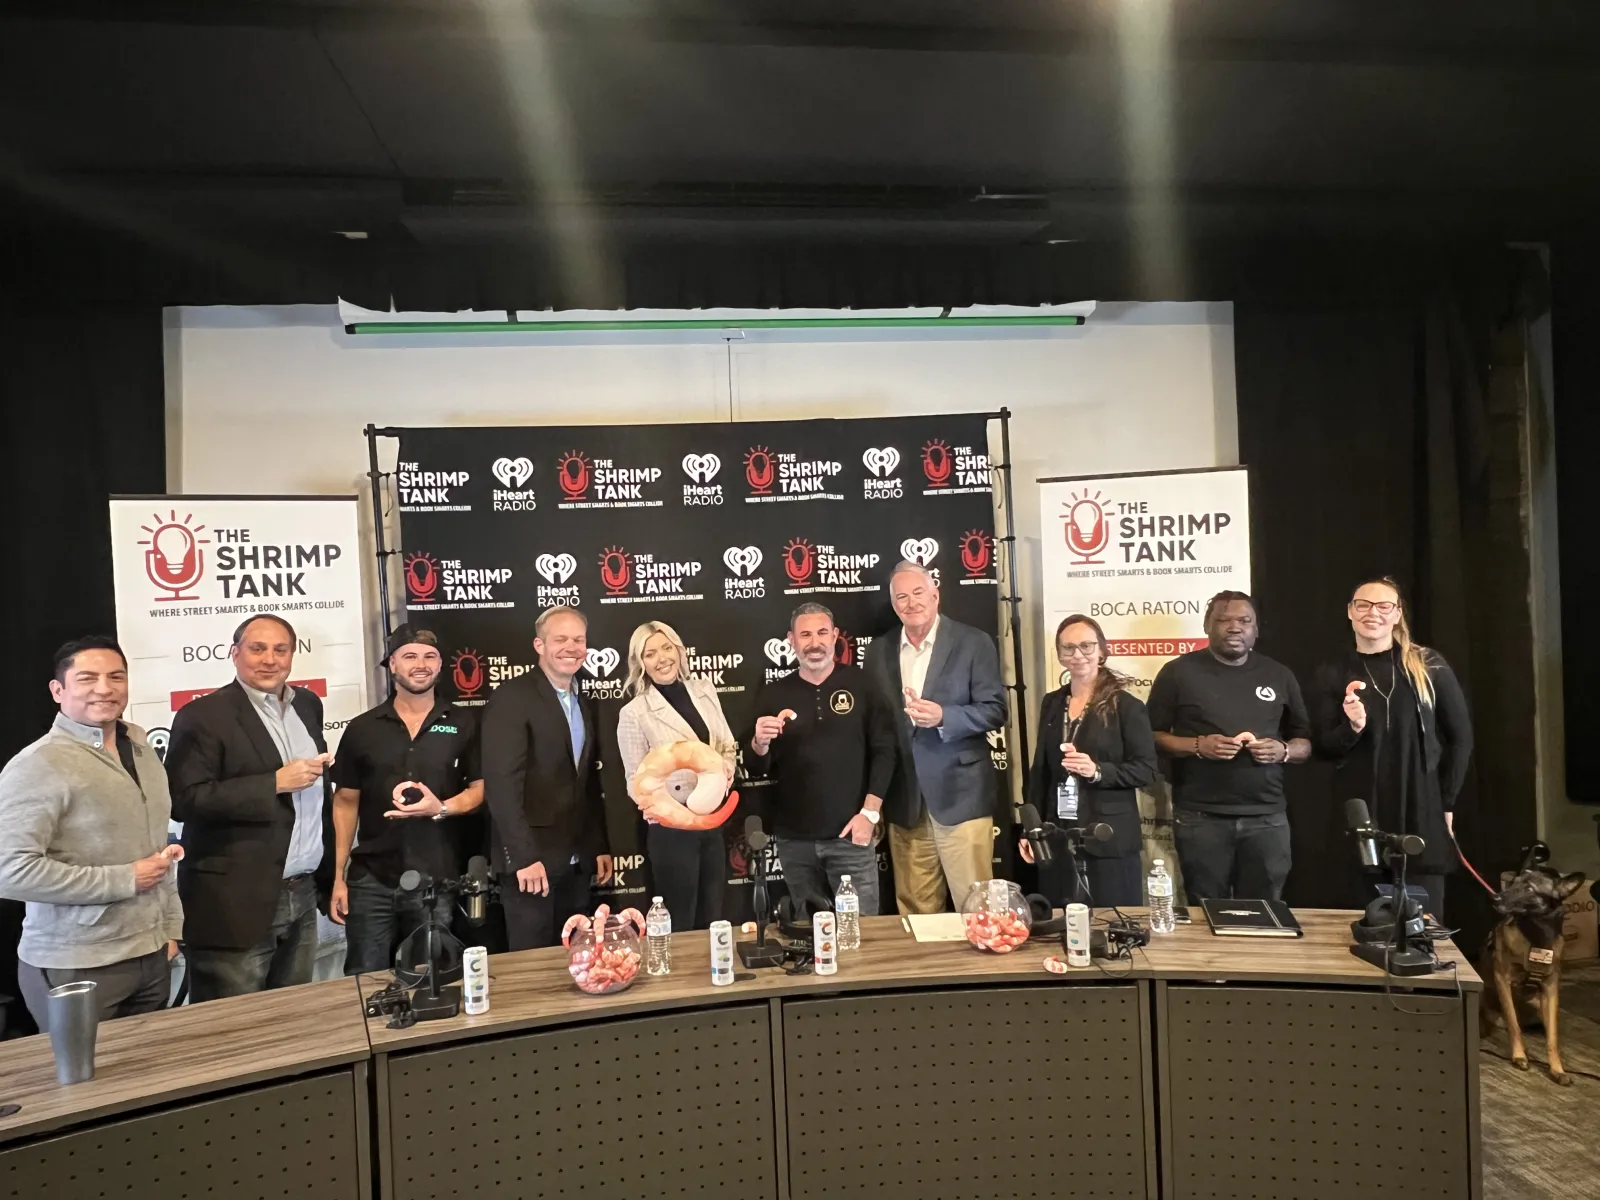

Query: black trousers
left=647, top=824, right=725, bottom=930
left=1039, top=850, right=1144, bottom=910
left=1173, top=809, right=1292, bottom=901
left=499, top=861, right=594, bottom=951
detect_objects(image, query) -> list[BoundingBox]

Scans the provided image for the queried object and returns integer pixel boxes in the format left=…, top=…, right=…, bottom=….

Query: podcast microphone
left=1019, top=803, right=1054, bottom=865
left=1345, top=797, right=1425, bottom=863
left=460, top=855, right=492, bottom=924
left=743, top=813, right=769, bottom=854
left=1346, top=798, right=1382, bottom=869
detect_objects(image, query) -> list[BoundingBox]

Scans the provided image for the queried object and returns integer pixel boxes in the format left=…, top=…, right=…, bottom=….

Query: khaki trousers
left=889, top=810, right=995, bottom=915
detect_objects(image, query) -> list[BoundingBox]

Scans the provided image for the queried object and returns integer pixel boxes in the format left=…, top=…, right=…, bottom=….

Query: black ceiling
left=3, top=1, right=1598, bottom=304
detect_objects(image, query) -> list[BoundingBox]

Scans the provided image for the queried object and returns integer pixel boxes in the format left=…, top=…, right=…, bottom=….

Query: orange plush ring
left=631, top=740, right=739, bottom=830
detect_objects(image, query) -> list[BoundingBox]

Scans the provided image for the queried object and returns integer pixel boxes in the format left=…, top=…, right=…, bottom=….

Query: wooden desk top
left=363, top=914, right=1146, bottom=1053
left=0, top=976, right=371, bottom=1145
left=1141, top=907, right=1482, bottom=992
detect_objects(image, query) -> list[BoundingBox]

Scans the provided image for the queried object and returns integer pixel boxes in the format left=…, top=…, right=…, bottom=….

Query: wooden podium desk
left=361, top=915, right=1155, bottom=1200
left=1142, top=907, right=1483, bottom=1200
left=0, top=977, right=372, bottom=1200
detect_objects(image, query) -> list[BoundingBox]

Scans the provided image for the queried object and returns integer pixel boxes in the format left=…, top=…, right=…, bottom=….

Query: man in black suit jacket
left=481, top=606, right=613, bottom=950
left=165, top=614, right=335, bottom=1001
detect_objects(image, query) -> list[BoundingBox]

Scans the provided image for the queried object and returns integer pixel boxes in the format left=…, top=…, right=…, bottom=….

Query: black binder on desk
left=1200, top=898, right=1304, bottom=938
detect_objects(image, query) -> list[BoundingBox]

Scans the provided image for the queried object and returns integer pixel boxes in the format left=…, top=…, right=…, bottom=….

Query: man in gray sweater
left=0, top=636, right=183, bottom=1032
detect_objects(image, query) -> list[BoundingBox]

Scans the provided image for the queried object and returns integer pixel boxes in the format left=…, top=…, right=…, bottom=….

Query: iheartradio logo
left=535, top=553, right=577, bottom=584
left=1064, top=489, right=1110, bottom=564
left=138, top=510, right=211, bottom=602
left=682, top=453, right=721, bottom=484
left=492, top=456, right=534, bottom=489
left=862, top=447, right=900, bottom=478
left=899, top=537, right=938, bottom=566
left=723, top=546, right=763, bottom=577
left=584, top=647, right=621, bottom=679
left=764, top=638, right=797, bottom=667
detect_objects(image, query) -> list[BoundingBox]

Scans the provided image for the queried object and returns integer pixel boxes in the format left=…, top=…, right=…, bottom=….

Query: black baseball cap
left=386, top=624, right=441, bottom=660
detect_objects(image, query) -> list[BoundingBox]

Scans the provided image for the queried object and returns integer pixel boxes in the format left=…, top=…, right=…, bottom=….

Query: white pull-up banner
left=1037, top=467, right=1252, bottom=894
left=108, top=496, right=369, bottom=756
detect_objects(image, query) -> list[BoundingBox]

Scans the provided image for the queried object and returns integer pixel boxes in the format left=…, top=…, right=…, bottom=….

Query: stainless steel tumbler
left=46, top=980, right=99, bottom=1085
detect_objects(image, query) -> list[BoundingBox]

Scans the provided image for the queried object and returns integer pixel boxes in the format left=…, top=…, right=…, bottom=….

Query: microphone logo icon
left=599, top=546, right=633, bottom=596
left=1064, top=491, right=1110, bottom=564
left=139, top=511, right=210, bottom=602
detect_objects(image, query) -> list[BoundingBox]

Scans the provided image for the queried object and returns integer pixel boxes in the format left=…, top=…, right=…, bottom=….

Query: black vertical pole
left=996, top=407, right=1031, bottom=785
left=365, top=423, right=394, bottom=644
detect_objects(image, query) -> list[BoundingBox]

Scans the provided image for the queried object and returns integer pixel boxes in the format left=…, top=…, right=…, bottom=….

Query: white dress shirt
left=900, top=614, right=941, bottom=709
left=243, top=683, right=325, bottom=878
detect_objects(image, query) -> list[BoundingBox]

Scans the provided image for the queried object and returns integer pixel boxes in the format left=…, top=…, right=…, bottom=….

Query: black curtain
left=0, top=304, right=166, bottom=1036
left=1233, top=249, right=1545, bottom=948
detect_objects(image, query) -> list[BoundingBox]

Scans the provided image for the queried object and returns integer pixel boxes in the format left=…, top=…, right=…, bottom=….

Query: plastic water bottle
left=1147, top=860, right=1176, bottom=935
left=835, top=875, right=861, bottom=951
left=646, top=895, right=672, bottom=975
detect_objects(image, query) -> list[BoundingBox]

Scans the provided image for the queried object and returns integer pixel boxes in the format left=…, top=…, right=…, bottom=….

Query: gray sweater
left=0, top=713, right=182, bottom=968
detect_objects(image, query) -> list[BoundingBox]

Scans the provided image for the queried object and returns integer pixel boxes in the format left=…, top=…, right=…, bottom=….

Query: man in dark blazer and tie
left=481, top=606, right=613, bottom=950
left=863, top=561, right=1008, bottom=914
left=165, top=613, right=335, bottom=1001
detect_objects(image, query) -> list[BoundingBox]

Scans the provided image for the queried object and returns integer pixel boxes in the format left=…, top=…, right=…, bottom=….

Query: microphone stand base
left=409, top=984, right=462, bottom=1020
left=737, top=940, right=788, bottom=969
left=1349, top=942, right=1437, bottom=977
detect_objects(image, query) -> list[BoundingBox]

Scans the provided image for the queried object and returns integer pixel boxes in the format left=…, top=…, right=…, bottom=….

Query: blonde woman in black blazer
left=1022, top=614, right=1158, bottom=908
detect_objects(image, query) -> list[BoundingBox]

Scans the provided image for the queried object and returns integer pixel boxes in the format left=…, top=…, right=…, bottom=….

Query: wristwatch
left=432, top=798, right=450, bottom=822
left=860, top=808, right=881, bottom=825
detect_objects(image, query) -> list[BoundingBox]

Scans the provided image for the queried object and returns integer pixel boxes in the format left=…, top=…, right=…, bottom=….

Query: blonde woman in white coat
left=616, top=621, right=737, bottom=929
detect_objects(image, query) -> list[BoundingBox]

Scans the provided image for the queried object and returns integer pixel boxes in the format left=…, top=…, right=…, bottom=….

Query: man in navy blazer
left=863, top=561, right=1008, bottom=914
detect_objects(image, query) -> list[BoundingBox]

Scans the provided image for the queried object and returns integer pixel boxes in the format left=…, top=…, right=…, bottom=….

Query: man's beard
left=396, top=674, right=437, bottom=695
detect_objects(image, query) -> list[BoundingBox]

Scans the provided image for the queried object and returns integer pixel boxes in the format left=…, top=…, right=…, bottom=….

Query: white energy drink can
left=813, top=911, right=838, bottom=976
left=710, top=921, right=735, bottom=986
left=463, top=946, right=490, bottom=1014
left=1065, top=904, right=1091, bottom=967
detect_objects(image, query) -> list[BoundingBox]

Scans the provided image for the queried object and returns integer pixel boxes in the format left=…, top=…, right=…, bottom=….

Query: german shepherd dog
left=1479, top=842, right=1586, bottom=1085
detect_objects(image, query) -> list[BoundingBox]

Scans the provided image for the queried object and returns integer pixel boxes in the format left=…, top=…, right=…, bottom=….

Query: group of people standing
left=0, top=566, right=1470, bottom=1035
left=1021, top=577, right=1472, bottom=919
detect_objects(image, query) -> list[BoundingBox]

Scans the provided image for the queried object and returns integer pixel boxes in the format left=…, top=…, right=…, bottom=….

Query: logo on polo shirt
left=1255, top=686, right=1277, bottom=702
left=830, top=689, right=855, bottom=715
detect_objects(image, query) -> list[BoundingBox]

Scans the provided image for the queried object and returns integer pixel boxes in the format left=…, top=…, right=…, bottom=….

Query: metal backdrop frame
left=363, top=409, right=1031, bottom=779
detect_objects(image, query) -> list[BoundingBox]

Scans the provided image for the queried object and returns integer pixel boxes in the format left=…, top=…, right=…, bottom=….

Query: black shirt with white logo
left=331, top=699, right=483, bottom=886
left=746, top=668, right=897, bottom=840
left=1145, top=649, right=1311, bottom=815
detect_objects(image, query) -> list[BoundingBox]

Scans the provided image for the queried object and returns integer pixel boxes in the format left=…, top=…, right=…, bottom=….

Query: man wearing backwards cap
left=329, top=624, right=484, bottom=974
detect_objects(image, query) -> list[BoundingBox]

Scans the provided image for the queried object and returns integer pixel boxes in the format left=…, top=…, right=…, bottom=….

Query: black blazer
left=166, top=681, right=332, bottom=950
left=480, top=668, right=608, bottom=877
left=1025, top=687, right=1158, bottom=859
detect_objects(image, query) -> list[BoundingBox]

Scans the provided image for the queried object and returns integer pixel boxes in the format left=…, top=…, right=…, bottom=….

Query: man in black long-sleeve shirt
left=747, top=603, right=895, bottom=918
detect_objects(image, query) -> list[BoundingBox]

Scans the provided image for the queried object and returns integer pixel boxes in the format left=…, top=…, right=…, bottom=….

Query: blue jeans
left=187, top=874, right=320, bottom=1002
left=774, top=836, right=880, bottom=919
left=344, top=870, right=456, bottom=975
left=1173, top=809, right=1292, bottom=902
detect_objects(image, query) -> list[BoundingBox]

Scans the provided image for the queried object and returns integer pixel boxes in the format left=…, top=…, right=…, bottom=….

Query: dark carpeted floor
left=1481, top=959, right=1600, bottom=1198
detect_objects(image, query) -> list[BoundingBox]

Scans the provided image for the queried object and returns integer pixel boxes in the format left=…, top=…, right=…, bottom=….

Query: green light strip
left=347, top=314, right=1085, bottom=334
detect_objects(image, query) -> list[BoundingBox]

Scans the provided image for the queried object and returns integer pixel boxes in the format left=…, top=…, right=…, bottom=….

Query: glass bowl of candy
left=960, top=879, right=1032, bottom=952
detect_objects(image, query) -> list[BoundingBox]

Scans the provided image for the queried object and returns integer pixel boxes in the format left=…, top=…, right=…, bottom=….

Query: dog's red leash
left=1451, top=829, right=1500, bottom=896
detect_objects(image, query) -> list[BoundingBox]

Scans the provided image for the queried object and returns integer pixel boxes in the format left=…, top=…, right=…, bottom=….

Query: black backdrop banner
left=391, top=415, right=1002, bottom=920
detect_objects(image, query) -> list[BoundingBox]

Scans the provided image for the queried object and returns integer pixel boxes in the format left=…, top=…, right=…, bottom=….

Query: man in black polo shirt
left=330, top=625, right=484, bottom=973
left=747, top=603, right=896, bottom=918
left=1146, top=591, right=1311, bottom=902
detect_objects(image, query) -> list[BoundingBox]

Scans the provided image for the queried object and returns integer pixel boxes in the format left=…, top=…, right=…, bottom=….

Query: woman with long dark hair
left=1312, top=577, right=1473, bottom=918
left=1021, top=614, right=1158, bottom=908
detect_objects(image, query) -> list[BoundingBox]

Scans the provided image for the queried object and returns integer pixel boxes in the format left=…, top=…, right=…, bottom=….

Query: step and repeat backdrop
left=393, top=416, right=1004, bottom=917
